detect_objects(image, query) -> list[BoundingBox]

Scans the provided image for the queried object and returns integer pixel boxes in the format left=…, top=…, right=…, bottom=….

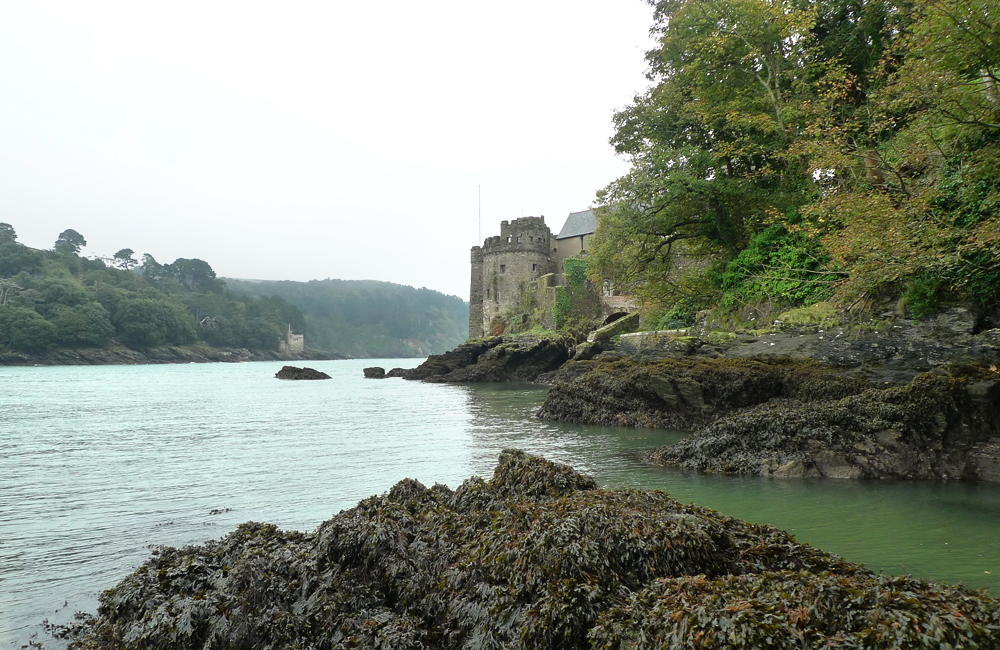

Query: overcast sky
left=0, top=1, right=653, bottom=300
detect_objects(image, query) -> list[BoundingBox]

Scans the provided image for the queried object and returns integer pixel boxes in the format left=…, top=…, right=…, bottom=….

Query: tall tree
left=112, top=248, right=137, bottom=270
left=0, top=223, right=16, bottom=244
left=54, top=229, right=87, bottom=255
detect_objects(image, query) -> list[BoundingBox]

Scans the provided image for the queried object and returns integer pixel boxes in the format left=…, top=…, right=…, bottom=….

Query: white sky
left=0, top=1, right=653, bottom=299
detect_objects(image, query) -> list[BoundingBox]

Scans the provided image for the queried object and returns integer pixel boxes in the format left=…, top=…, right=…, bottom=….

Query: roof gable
left=555, top=209, right=597, bottom=240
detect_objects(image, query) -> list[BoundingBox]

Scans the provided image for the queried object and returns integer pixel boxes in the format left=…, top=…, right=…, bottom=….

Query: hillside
left=0, top=225, right=307, bottom=356
left=225, top=278, right=468, bottom=358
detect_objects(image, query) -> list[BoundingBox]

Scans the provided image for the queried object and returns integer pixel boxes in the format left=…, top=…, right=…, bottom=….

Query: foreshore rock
left=54, top=452, right=1000, bottom=649
left=536, top=309, right=1000, bottom=481
left=395, top=334, right=577, bottom=383
left=274, top=365, right=331, bottom=380
left=363, top=366, right=386, bottom=379
left=0, top=345, right=341, bottom=366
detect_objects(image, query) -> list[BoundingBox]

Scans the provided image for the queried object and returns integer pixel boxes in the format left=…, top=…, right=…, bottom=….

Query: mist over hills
left=226, top=278, right=469, bottom=358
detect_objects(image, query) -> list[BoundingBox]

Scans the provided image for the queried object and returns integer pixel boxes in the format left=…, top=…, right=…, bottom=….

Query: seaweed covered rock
left=652, top=369, right=1000, bottom=480
left=398, top=334, right=577, bottom=383
left=539, top=355, right=1000, bottom=481
left=274, top=365, right=331, bottom=380
left=538, top=356, right=866, bottom=429
left=58, top=452, right=1000, bottom=649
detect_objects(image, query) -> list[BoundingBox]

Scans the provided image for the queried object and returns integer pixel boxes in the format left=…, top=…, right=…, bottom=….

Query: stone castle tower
left=469, top=216, right=557, bottom=338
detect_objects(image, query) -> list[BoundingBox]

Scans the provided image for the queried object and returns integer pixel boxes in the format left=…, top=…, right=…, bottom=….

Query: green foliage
left=48, top=303, right=115, bottom=347
left=0, top=223, right=17, bottom=244
left=53, top=228, right=86, bottom=255
left=720, top=225, right=836, bottom=307
left=594, top=0, right=999, bottom=315
left=0, top=242, right=43, bottom=277
left=227, top=278, right=469, bottom=358
left=903, top=273, right=945, bottom=319
left=562, top=257, right=588, bottom=291
left=0, top=223, right=308, bottom=353
left=113, top=298, right=197, bottom=347
left=0, top=306, right=57, bottom=351
left=552, top=286, right=571, bottom=328
left=775, top=302, right=840, bottom=329
left=653, top=295, right=703, bottom=330
left=112, top=248, right=137, bottom=270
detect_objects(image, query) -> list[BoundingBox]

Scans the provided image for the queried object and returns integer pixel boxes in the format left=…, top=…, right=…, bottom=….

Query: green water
left=1, top=361, right=997, bottom=648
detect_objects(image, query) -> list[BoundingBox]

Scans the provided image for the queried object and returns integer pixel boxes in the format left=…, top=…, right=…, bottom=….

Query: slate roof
left=555, top=209, right=598, bottom=240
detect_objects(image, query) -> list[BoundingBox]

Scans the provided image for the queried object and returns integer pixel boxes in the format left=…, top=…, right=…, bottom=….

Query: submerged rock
left=274, top=365, right=331, bottom=380
left=363, top=366, right=386, bottom=379
left=56, top=451, right=1000, bottom=649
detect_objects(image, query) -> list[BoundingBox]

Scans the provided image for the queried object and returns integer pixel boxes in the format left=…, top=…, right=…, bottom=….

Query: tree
left=590, top=0, right=825, bottom=302
left=112, top=298, right=197, bottom=347
left=0, top=306, right=57, bottom=351
left=112, top=248, right=137, bottom=271
left=49, top=303, right=115, bottom=347
left=0, top=223, right=16, bottom=244
left=166, top=258, right=223, bottom=293
left=54, top=229, right=87, bottom=255
left=0, top=242, right=43, bottom=277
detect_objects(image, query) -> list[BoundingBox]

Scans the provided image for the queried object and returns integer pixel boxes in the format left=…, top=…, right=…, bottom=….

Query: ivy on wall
left=552, top=286, right=571, bottom=328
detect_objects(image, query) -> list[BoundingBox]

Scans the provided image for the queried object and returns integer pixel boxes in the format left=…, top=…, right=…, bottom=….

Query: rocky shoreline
left=54, top=452, right=1000, bottom=649
left=0, top=345, right=342, bottom=366
left=397, top=308, right=1000, bottom=482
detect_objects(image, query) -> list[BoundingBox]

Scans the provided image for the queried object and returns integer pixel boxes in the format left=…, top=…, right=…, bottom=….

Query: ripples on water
left=2, top=360, right=999, bottom=647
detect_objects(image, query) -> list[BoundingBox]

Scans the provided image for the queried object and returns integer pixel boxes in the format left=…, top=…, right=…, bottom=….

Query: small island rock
left=363, top=366, right=386, bottom=379
left=274, top=365, right=331, bottom=380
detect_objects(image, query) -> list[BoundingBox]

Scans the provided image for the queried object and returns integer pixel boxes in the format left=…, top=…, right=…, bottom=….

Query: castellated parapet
left=469, top=216, right=557, bottom=338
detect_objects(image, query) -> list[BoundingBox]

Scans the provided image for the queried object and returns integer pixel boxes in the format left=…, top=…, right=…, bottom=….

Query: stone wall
left=469, top=217, right=557, bottom=337
left=617, top=329, right=689, bottom=353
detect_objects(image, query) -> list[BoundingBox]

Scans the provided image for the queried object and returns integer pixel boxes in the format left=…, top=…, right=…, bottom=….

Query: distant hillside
left=225, top=278, right=469, bottom=358
left=0, top=223, right=307, bottom=356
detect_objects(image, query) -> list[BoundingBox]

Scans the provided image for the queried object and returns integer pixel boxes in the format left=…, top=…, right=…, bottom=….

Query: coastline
left=0, top=344, right=346, bottom=366
left=399, top=307, right=1000, bottom=482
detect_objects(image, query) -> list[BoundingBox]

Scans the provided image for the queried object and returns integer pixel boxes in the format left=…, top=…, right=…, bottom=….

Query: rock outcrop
left=54, top=452, right=1000, bottom=650
left=396, top=334, right=578, bottom=383
left=538, top=354, right=1000, bottom=481
left=363, top=366, right=386, bottom=379
left=274, top=366, right=331, bottom=380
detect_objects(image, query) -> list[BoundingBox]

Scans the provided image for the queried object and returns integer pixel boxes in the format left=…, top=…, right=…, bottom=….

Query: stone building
left=554, top=209, right=597, bottom=262
left=278, top=324, right=304, bottom=353
left=469, top=216, right=558, bottom=338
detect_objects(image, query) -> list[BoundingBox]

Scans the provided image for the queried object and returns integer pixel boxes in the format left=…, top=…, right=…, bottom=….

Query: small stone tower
left=469, top=216, right=557, bottom=338
left=279, top=324, right=304, bottom=353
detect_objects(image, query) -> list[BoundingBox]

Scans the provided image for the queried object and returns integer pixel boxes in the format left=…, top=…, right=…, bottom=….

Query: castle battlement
left=468, top=216, right=557, bottom=338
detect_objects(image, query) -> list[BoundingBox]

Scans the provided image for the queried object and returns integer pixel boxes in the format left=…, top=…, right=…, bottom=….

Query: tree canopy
left=590, top=0, right=999, bottom=319
left=54, top=229, right=87, bottom=255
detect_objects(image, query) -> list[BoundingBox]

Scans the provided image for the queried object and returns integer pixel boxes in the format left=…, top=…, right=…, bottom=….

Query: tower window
left=500, top=264, right=506, bottom=274
left=532, top=264, right=537, bottom=272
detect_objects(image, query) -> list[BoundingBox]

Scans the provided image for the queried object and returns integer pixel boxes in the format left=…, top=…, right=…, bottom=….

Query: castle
left=278, top=324, right=304, bottom=353
left=468, top=211, right=599, bottom=338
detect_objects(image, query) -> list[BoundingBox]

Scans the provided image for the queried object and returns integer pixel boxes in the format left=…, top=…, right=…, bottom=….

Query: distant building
left=278, top=324, right=304, bottom=353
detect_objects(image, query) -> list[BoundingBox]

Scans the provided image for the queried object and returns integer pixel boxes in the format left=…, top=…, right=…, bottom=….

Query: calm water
left=2, top=360, right=999, bottom=647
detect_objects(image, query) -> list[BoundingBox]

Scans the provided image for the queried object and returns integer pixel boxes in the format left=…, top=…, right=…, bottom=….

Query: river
left=2, top=359, right=999, bottom=647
